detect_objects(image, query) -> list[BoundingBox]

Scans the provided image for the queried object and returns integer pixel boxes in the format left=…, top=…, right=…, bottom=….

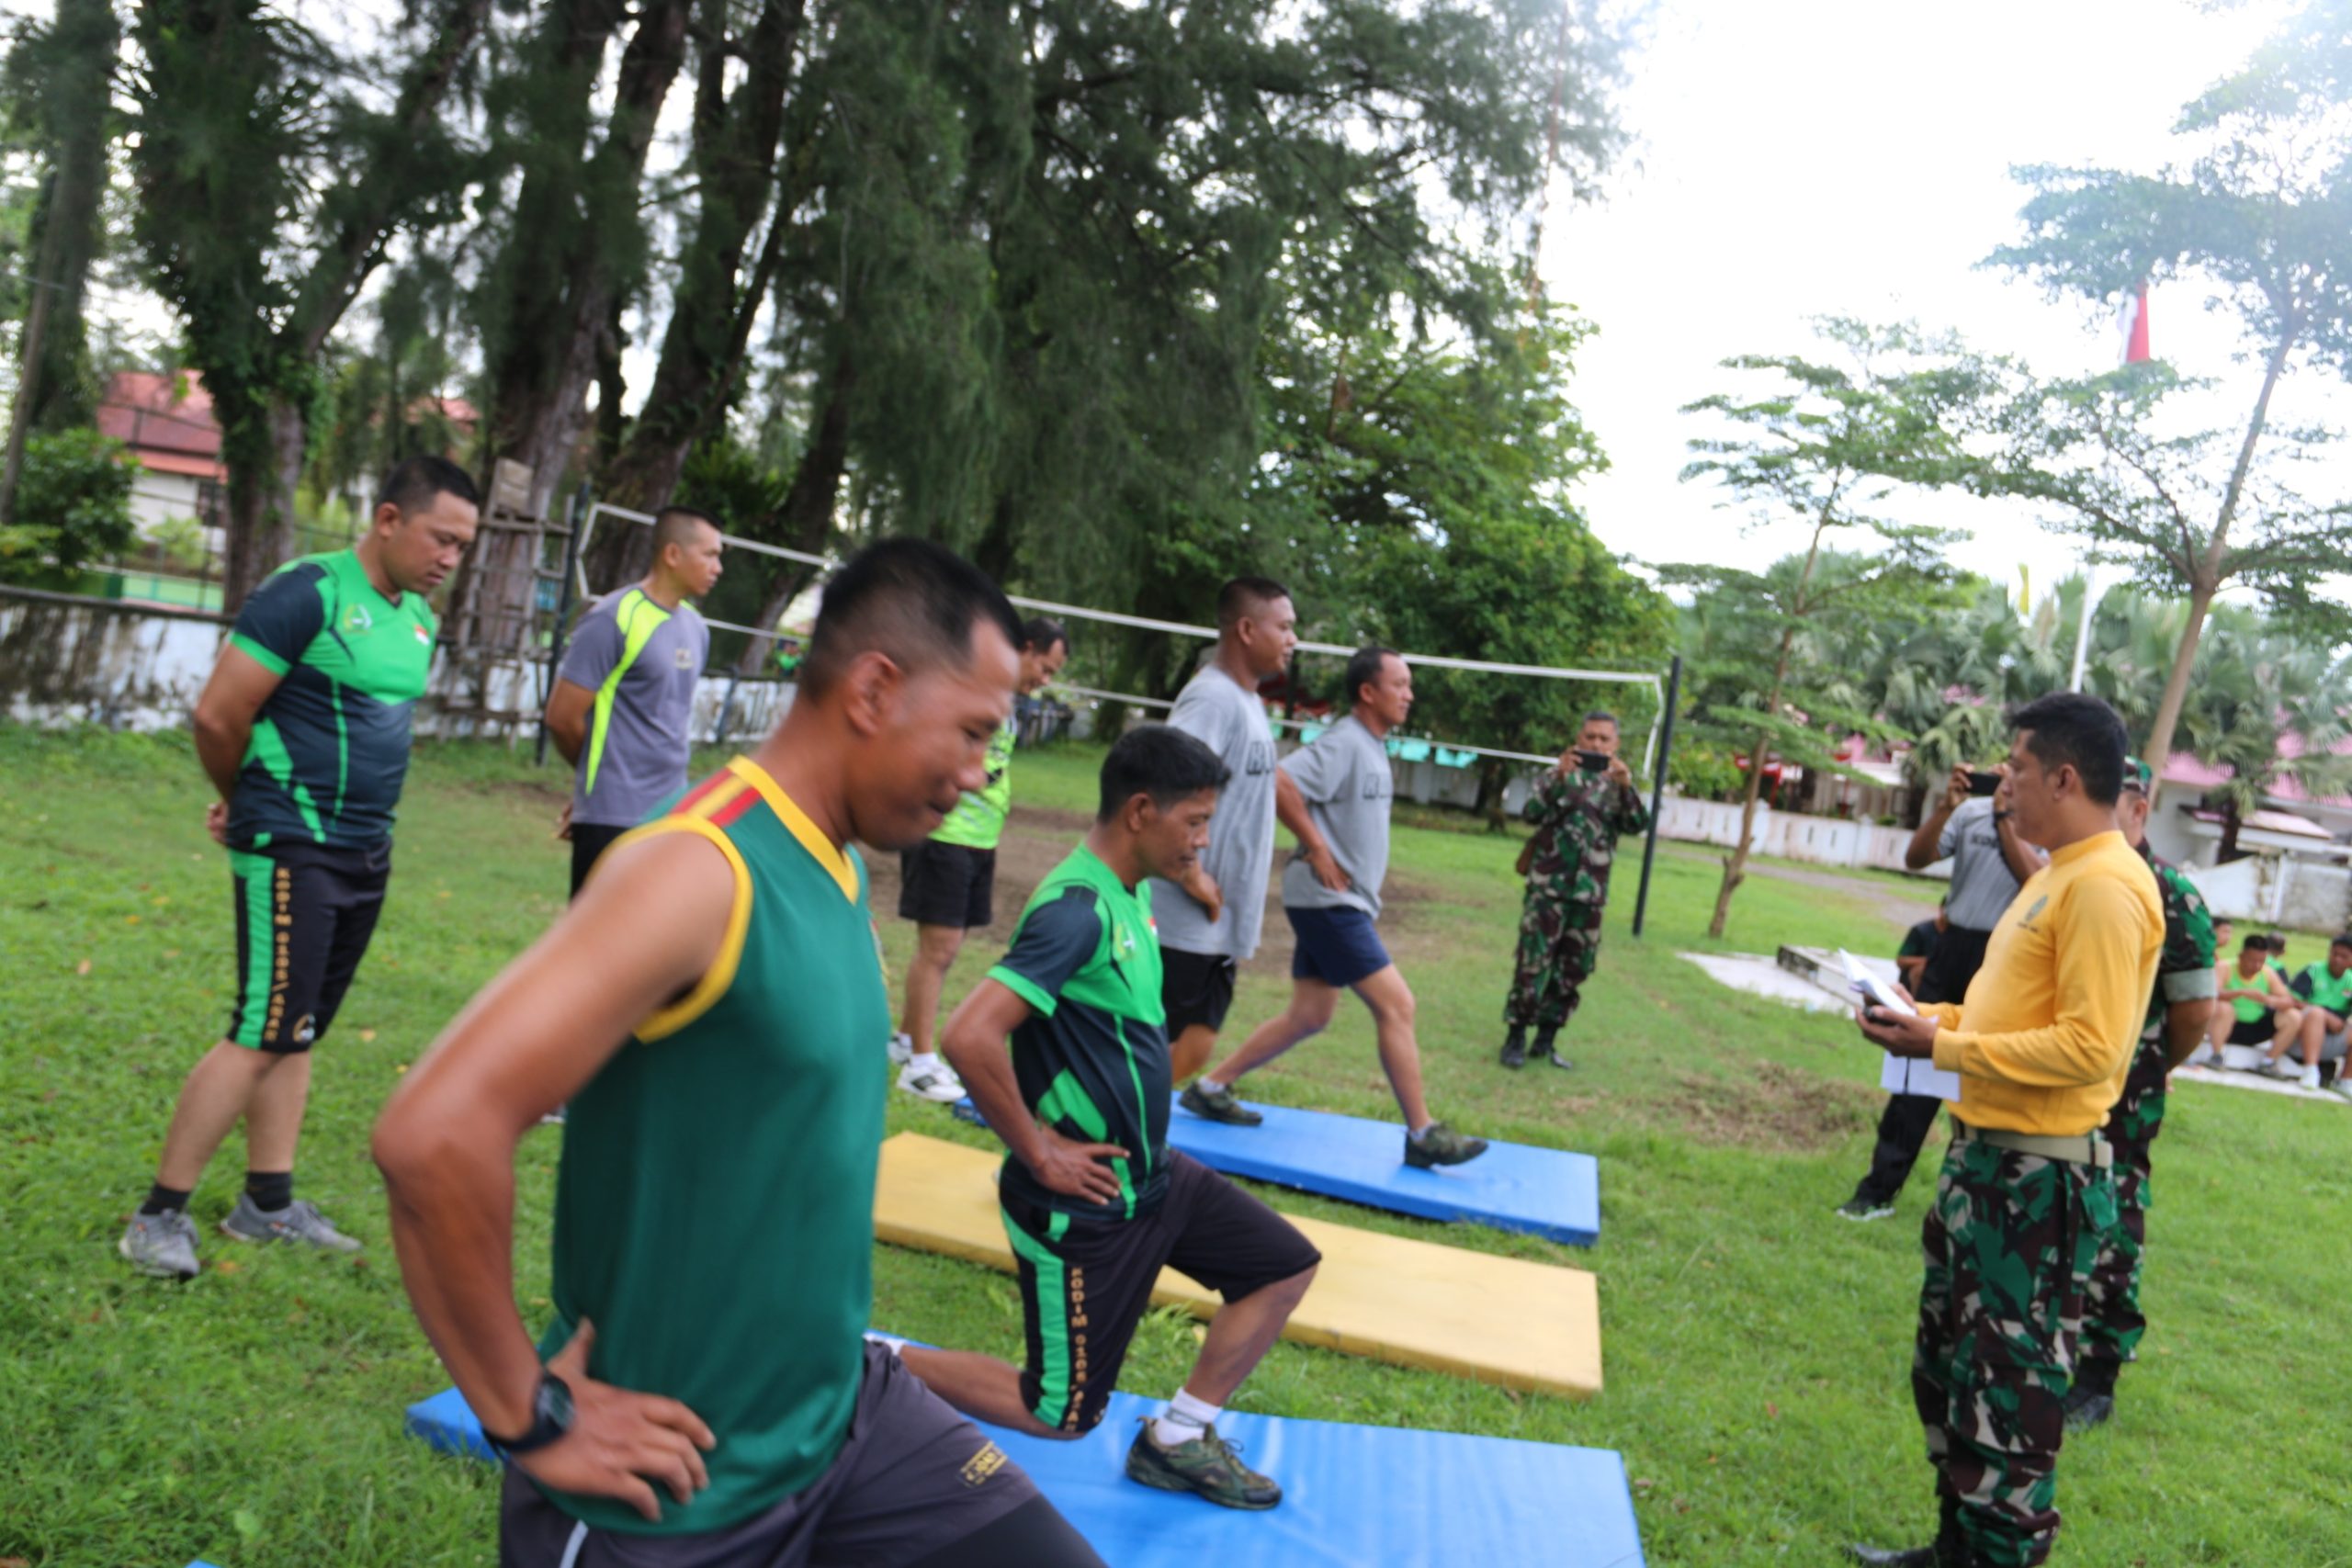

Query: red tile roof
left=98, top=370, right=226, bottom=481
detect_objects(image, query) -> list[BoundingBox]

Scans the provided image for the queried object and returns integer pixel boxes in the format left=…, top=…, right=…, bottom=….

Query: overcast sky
left=1547, top=0, right=2342, bottom=605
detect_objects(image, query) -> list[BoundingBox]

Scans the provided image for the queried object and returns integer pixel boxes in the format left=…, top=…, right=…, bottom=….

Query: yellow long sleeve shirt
left=1917, top=829, right=2162, bottom=1138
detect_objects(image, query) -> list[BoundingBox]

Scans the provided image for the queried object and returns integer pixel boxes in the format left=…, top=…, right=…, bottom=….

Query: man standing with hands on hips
left=1498, top=710, right=1649, bottom=1071
left=1849, top=692, right=2160, bottom=1568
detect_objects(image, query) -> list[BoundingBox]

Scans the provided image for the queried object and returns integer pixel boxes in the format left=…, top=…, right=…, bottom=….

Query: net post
left=1632, top=653, right=1681, bottom=939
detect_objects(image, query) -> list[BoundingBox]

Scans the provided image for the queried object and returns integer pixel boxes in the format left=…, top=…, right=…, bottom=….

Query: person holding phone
left=1497, top=710, right=1650, bottom=1070
left=1836, top=760, right=2047, bottom=1221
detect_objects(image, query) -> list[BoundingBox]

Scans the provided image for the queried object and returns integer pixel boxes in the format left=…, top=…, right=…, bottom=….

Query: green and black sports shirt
left=225, top=549, right=436, bottom=851
left=990, top=844, right=1170, bottom=1221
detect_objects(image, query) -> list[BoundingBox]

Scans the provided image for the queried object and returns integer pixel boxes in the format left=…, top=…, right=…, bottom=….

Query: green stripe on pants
left=1002, top=1205, right=1072, bottom=1427
left=230, top=850, right=274, bottom=1047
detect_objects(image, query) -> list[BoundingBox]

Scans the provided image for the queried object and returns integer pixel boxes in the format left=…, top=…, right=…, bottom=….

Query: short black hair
left=377, top=455, right=480, bottom=516
left=1097, top=723, right=1229, bottom=821
left=799, top=538, right=1023, bottom=699
left=1021, top=615, right=1069, bottom=656
left=2269, top=933, right=2289, bottom=952
left=2004, top=691, right=2129, bottom=807
left=2243, top=933, right=2270, bottom=954
left=654, top=505, right=722, bottom=555
left=1344, top=645, right=1400, bottom=708
left=1216, top=576, right=1291, bottom=628
left=1583, top=709, right=1620, bottom=730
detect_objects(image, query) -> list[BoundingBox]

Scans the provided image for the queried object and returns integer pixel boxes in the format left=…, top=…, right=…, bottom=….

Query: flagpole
left=2075, top=283, right=2150, bottom=694
left=2068, top=563, right=2096, bottom=692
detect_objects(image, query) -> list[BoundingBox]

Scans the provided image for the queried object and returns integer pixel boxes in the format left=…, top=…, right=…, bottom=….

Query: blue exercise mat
left=406, top=1383, right=1643, bottom=1567
left=1166, top=1093, right=1601, bottom=1246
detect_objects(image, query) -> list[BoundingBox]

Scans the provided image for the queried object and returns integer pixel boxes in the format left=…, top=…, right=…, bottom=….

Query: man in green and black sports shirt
left=374, top=540, right=1102, bottom=1565
left=888, top=615, right=1069, bottom=1102
left=906, top=725, right=1322, bottom=1512
left=119, top=456, right=479, bottom=1280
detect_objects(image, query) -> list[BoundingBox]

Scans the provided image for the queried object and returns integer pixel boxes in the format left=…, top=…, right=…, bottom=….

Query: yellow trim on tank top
left=603, top=815, right=755, bottom=1043
left=721, top=755, right=860, bottom=902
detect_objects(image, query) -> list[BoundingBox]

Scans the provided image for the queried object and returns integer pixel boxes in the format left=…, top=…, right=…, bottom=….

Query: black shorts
left=569, top=820, right=631, bottom=899
left=899, top=840, right=997, bottom=929
left=498, top=1342, right=1102, bottom=1568
left=1001, top=1152, right=1321, bottom=1436
left=1159, top=947, right=1238, bottom=1036
left=2226, top=1015, right=2275, bottom=1047
left=226, top=840, right=390, bottom=1053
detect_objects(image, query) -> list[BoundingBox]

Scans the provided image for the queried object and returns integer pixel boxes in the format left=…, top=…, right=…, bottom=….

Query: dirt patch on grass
left=1668, top=1061, right=1881, bottom=1152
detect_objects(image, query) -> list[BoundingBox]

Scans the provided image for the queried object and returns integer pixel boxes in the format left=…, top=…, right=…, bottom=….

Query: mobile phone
left=1967, top=770, right=2002, bottom=797
left=1575, top=750, right=1611, bottom=773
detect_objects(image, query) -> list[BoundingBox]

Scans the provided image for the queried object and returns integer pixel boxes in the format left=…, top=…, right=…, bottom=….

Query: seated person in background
left=2268, top=932, right=2292, bottom=983
left=2211, top=917, right=2233, bottom=958
left=2267, top=934, right=2352, bottom=1091
left=1895, top=905, right=1945, bottom=993
left=2205, top=933, right=2297, bottom=1065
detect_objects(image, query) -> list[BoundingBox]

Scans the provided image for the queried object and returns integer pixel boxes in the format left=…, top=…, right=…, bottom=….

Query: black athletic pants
left=1852, top=926, right=1992, bottom=1207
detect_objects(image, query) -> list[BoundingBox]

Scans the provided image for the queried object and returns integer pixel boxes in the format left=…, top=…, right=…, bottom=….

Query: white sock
left=1408, top=1121, right=1434, bottom=1141
left=1151, top=1388, right=1221, bottom=1448
left=1197, top=1077, right=1226, bottom=1095
left=908, top=1050, right=944, bottom=1073
left=2301, top=1064, right=2322, bottom=1088
left=862, top=1331, right=910, bottom=1356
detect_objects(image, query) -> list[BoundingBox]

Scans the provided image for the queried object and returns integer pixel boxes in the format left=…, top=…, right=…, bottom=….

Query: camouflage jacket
left=2138, top=841, right=2216, bottom=1040
left=1522, top=765, right=1651, bottom=906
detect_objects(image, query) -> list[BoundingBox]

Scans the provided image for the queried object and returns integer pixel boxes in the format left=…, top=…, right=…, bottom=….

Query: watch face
left=538, top=1371, right=575, bottom=1432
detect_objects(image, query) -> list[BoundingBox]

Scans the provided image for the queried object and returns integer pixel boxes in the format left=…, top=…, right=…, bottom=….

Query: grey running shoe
left=1125, top=1420, right=1281, bottom=1510
left=220, top=1195, right=363, bottom=1253
left=1403, top=1122, right=1487, bottom=1168
left=119, top=1209, right=200, bottom=1279
left=1180, top=1081, right=1263, bottom=1126
left=1836, top=1197, right=1895, bottom=1223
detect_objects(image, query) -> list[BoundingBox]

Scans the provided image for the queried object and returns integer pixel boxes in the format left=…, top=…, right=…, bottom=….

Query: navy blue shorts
left=1286, top=904, right=1392, bottom=988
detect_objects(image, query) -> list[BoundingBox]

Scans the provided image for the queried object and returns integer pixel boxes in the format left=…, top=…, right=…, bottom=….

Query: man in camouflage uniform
left=2066, top=756, right=2215, bottom=1432
left=1852, top=693, right=2160, bottom=1568
left=1499, top=710, right=1650, bottom=1070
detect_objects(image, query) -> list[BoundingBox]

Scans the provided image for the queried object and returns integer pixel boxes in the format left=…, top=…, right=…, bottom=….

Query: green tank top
left=537, top=756, right=888, bottom=1535
left=931, top=714, right=1016, bottom=850
left=2231, top=964, right=2272, bottom=1024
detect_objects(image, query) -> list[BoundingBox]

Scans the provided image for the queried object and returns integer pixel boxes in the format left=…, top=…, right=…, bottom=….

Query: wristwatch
left=485, top=1370, right=574, bottom=1457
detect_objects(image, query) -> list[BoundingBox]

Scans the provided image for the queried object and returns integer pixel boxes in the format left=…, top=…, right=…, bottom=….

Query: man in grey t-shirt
left=544, top=507, right=722, bottom=897
left=1182, top=648, right=1487, bottom=1168
left=1838, top=761, right=2045, bottom=1221
left=1151, top=577, right=1296, bottom=1083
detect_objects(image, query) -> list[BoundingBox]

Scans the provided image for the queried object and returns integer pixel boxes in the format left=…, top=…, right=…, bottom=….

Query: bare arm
left=371, top=831, right=729, bottom=1517
left=940, top=979, right=1126, bottom=1206
left=1277, top=766, right=1345, bottom=892
left=192, top=645, right=283, bottom=801
left=1994, top=811, right=2047, bottom=885
left=544, top=678, right=595, bottom=767
left=2162, top=1000, right=2212, bottom=1071
left=1905, top=767, right=1969, bottom=871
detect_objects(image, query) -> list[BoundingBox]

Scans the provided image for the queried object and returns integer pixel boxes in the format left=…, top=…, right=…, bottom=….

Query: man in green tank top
left=905, top=726, right=1322, bottom=1513
left=375, top=541, right=1102, bottom=1566
left=889, top=615, right=1069, bottom=1102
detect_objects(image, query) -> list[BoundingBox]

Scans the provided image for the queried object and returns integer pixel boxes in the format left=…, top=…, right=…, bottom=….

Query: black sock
left=1504, top=1025, right=1526, bottom=1052
left=244, top=1170, right=293, bottom=1212
left=1533, top=1027, right=1559, bottom=1057
left=140, top=1183, right=192, bottom=1217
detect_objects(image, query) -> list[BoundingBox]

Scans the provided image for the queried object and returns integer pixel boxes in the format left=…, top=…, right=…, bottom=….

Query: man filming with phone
left=1837, top=761, right=2045, bottom=1222
left=1498, top=711, right=1649, bottom=1071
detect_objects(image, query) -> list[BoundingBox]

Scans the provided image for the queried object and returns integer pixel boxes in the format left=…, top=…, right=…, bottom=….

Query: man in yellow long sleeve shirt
left=1849, top=693, right=2161, bottom=1568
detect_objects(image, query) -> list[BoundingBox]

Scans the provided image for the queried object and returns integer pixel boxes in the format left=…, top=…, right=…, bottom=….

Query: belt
left=1951, top=1119, right=2113, bottom=1169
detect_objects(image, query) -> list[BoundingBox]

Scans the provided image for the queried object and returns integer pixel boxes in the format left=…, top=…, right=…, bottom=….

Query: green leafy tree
left=0, top=427, right=134, bottom=583
left=1663, top=321, right=1996, bottom=940
left=1987, top=4, right=2352, bottom=789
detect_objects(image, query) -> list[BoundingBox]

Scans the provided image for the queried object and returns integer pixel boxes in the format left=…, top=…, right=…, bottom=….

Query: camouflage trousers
left=1502, top=895, right=1602, bottom=1029
left=2078, top=1041, right=2170, bottom=1388
left=1913, top=1137, right=2115, bottom=1568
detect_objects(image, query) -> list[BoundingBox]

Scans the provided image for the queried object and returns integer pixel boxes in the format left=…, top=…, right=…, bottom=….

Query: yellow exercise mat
left=872, top=1132, right=1602, bottom=1399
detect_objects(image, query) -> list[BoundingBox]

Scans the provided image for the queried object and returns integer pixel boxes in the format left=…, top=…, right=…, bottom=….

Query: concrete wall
left=1656, top=791, right=1926, bottom=875
left=2179, top=854, right=2352, bottom=931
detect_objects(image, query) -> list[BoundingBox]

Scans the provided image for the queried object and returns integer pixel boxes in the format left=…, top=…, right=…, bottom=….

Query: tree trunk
left=17, top=0, right=115, bottom=434
left=218, top=400, right=305, bottom=609
left=2218, top=796, right=2244, bottom=863
left=2142, top=321, right=2297, bottom=798
left=1709, top=519, right=1825, bottom=939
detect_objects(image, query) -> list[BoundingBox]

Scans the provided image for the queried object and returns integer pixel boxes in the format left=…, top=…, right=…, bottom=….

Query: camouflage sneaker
left=1125, top=1419, right=1282, bottom=1510
left=119, top=1209, right=200, bottom=1279
left=1180, top=1081, right=1263, bottom=1126
left=1403, top=1121, right=1488, bottom=1168
left=220, top=1195, right=363, bottom=1253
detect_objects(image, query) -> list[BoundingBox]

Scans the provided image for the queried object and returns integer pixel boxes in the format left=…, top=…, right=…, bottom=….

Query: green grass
left=4, top=729, right=2347, bottom=1566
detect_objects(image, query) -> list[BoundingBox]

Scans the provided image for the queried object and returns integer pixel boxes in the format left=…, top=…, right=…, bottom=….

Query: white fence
left=1657, top=792, right=1927, bottom=875
left=2180, top=853, right=2352, bottom=930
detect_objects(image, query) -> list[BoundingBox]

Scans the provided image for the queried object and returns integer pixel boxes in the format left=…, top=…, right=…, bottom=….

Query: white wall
left=2179, top=855, right=2352, bottom=931
left=1657, top=792, right=1926, bottom=875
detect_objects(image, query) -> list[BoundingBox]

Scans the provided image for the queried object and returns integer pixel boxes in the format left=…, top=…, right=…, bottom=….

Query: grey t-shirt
left=1148, top=663, right=1277, bottom=959
left=1279, top=716, right=1393, bottom=918
left=559, top=587, right=709, bottom=827
left=1939, top=795, right=2026, bottom=932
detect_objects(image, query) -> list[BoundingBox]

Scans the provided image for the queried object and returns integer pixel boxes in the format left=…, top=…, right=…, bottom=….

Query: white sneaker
left=898, top=1059, right=966, bottom=1103
left=888, top=1032, right=914, bottom=1066
left=2300, top=1065, right=2323, bottom=1091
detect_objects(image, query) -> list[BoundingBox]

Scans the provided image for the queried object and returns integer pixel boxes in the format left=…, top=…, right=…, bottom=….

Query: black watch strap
left=486, top=1370, right=574, bottom=1457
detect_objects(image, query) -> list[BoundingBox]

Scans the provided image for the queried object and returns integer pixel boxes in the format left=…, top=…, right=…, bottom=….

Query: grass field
left=6, top=728, right=2349, bottom=1566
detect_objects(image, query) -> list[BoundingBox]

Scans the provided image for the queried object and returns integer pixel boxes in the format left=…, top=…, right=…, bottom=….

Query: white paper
left=1839, top=949, right=1964, bottom=1101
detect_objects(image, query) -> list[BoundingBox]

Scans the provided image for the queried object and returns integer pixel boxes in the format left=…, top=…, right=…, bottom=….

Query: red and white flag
left=2118, top=283, right=2151, bottom=365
